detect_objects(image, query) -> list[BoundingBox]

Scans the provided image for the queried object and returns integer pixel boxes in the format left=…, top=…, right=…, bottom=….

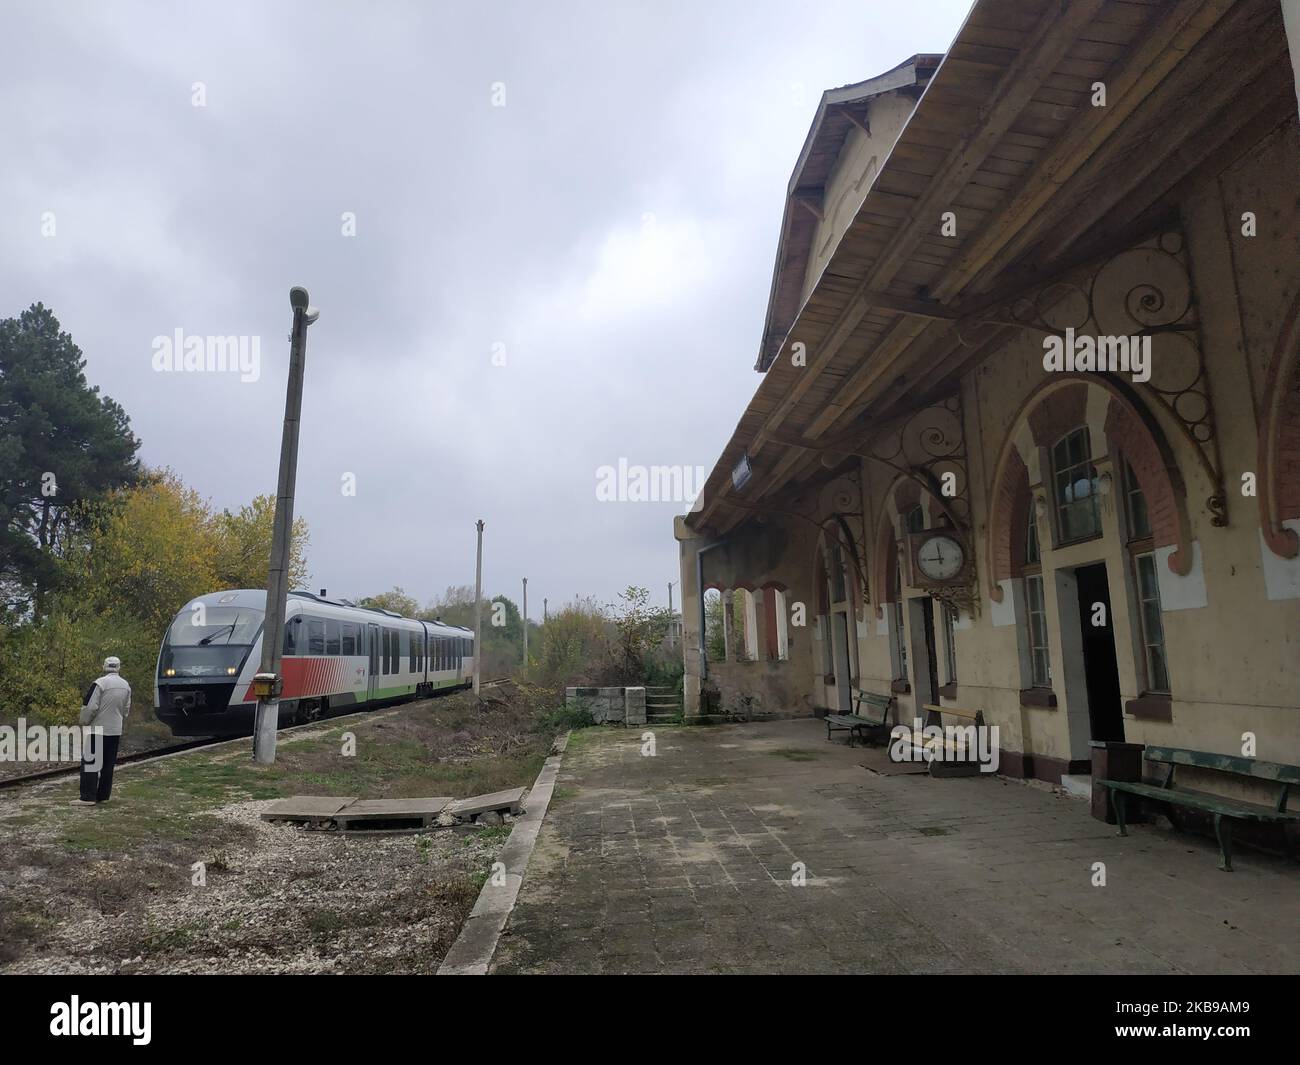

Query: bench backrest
left=851, top=690, right=891, bottom=722
left=1144, top=745, right=1300, bottom=785
left=921, top=703, right=983, bottom=723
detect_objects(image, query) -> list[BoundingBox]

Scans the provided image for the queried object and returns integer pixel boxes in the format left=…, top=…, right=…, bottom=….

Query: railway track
left=0, top=679, right=517, bottom=793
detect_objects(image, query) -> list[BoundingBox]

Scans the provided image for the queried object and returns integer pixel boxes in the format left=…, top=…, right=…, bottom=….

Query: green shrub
left=533, top=702, right=595, bottom=735
left=0, top=612, right=158, bottom=725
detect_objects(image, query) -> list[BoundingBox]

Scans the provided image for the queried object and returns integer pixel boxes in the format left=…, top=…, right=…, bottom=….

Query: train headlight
left=226, top=667, right=238, bottom=675
left=165, top=668, right=176, bottom=677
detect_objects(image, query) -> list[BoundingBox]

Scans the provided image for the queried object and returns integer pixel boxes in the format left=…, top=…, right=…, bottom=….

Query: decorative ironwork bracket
left=959, top=228, right=1227, bottom=525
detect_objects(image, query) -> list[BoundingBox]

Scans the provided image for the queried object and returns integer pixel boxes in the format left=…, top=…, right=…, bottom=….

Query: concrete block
left=625, top=686, right=647, bottom=726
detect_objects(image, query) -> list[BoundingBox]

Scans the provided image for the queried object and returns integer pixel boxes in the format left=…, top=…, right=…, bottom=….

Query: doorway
left=906, top=597, right=940, bottom=706
left=1074, top=563, right=1124, bottom=742
left=832, top=611, right=852, bottom=712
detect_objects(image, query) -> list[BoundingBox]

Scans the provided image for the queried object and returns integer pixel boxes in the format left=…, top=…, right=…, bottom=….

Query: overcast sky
left=2, top=0, right=971, bottom=616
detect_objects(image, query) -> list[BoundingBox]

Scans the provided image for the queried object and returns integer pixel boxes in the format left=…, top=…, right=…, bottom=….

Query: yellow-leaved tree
left=74, top=471, right=218, bottom=633
left=1, top=468, right=315, bottom=724
left=212, top=494, right=311, bottom=592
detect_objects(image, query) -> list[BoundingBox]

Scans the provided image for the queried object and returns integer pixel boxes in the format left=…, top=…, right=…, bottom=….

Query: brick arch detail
left=1104, top=397, right=1191, bottom=573
left=1258, top=289, right=1300, bottom=559
left=989, top=449, right=1030, bottom=593
left=987, top=376, right=1193, bottom=602
left=1028, top=383, right=1089, bottom=448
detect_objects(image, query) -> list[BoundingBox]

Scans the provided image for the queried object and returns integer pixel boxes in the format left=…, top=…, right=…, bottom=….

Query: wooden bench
left=1099, top=745, right=1299, bottom=871
left=902, top=704, right=989, bottom=776
left=824, top=689, right=893, bottom=748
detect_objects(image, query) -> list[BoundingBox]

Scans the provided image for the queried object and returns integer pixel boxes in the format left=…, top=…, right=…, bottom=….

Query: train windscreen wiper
left=198, top=621, right=238, bottom=646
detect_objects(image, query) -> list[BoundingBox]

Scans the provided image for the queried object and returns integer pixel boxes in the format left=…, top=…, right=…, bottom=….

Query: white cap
left=103, top=656, right=121, bottom=672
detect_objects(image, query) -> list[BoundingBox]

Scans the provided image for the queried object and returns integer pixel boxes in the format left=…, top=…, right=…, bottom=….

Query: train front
left=155, top=591, right=265, bottom=736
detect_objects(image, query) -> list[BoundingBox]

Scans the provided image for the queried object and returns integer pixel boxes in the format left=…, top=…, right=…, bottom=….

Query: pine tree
left=0, top=304, right=142, bottom=617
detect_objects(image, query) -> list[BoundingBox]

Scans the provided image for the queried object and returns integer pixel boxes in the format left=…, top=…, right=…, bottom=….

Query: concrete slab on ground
left=449, top=787, right=526, bottom=818
left=260, top=796, right=452, bottom=832
left=261, top=796, right=356, bottom=819
left=342, top=798, right=453, bottom=819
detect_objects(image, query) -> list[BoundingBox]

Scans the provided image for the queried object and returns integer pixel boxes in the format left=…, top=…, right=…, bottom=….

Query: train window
left=283, top=617, right=300, bottom=655
left=409, top=632, right=417, bottom=672
left=307, top=618, right=325, bottom=655
left=439, top=637, right=446, bottom=670
left=386, top=629, right=395, bottom=674
left=341, top=623, right=358, bottom=656
left=325, top=620, right=341, bottom=656
left=381, top=630, right=389, bottom=674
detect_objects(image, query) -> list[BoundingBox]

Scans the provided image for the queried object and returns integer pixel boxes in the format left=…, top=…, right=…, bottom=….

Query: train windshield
left=161, top=607, right=264, bottom=679
left=166, top=607, right=264, bottom=647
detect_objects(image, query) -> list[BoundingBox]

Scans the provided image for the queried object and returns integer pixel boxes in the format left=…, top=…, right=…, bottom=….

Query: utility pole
left=253, top=287, right=318, bottom=764
left=521, top=577, right=528, bottom=669
left=543, top=597, right=548, bottom=623
left=473, top=519, right=484, bottom=695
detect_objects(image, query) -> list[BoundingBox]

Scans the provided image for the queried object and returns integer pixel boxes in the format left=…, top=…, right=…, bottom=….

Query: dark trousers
left=79, top=733, right=121, bottom=802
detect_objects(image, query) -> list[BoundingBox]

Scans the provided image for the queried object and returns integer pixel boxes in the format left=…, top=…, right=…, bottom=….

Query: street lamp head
left=289, top=287, right=310, bottom=310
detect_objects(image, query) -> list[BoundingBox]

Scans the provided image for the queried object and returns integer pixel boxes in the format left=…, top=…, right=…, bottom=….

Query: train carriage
left=155, top=589, right=474, bottom=737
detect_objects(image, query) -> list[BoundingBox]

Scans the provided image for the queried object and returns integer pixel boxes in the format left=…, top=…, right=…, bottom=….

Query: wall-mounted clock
left=906, top=530, right=971, bottom=588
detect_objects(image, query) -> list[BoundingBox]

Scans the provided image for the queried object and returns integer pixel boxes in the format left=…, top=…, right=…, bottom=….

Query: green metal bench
left=825, top=689, right=893, bottom=748
left=1099, top=745, right=1299, bottom=871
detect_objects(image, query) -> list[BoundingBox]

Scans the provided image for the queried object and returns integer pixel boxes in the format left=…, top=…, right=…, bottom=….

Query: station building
left=675, top=0, right=1300, bottom=789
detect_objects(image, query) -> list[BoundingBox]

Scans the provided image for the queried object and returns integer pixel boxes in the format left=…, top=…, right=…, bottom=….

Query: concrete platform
left=491, top=719, right=1300, bottom=974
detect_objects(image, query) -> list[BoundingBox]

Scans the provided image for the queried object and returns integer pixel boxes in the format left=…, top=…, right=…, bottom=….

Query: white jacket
left=81, top=673, right=132, bottom=736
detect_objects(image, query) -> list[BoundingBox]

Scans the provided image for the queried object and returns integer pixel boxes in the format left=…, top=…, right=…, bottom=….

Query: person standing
left=79, top=656, right=131, bottom=804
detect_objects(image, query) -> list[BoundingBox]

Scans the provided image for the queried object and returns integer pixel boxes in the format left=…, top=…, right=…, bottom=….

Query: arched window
left=1051, top=427, right=1101, bottom=543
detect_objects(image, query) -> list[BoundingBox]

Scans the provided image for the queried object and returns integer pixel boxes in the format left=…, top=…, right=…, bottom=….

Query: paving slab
left=448, top=787, right=526, bottom=818
left=490, top=720, right=1300, bottom=975
left=260, top=795, right=452, bottom=832
left=261, top=796, right=357, bottom=820
left=341, top=798, right=453, bottom=818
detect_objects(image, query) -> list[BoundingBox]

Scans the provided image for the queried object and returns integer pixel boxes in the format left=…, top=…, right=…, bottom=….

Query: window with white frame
left=1133, top=553, right=1170, bottom=693
left=1022, top=505, right=1051, bottom=688
left=891, top=559, right=908, bottom=682
left=1122, top=457, right=1170, bottom=693
left=1052, top=427, right=1101, bottom=543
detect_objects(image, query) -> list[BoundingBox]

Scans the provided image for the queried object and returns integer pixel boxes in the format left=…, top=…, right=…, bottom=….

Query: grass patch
left=0, top=686, right=563, bottom=968
left=767, top=748, right=820, bottom=762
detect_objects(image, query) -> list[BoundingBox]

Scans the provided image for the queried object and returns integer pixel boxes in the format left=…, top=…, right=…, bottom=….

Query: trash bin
left=1090, top=740, right=1145, bottom=823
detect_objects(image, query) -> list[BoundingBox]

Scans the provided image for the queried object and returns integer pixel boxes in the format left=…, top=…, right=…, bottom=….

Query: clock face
left=916, top=534, right=965, bottom=581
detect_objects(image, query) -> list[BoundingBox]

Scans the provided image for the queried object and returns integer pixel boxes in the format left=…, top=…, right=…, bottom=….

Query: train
left=154, top=589, right=474, bottom=736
